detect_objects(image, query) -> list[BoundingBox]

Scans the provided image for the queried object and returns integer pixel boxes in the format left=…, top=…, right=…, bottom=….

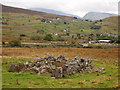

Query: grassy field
left=2, top=47, right=119, bottom=88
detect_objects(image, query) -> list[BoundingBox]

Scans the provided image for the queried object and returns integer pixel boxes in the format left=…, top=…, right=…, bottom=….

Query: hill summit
left=83, top=12, right=117, bottom=21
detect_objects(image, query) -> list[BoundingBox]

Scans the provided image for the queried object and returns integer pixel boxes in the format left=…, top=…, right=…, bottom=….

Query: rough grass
left=2, top=47, right=118, bottom=64
left=2, top=12, right=93, bottom=32
left=2, top=12, right=95, bottom=41
left=2, top=47, right=119, bottom=88
left=96, top=16, right=118, bottom=34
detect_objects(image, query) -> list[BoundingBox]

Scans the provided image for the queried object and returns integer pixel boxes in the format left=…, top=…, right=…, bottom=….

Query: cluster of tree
left=94, top=19, right=103, bottom=23
left=30, top=33, right=68, bottom=41
left=30, top=34, right=53, bottom=41
left=43, top=34, right=53, bottom=41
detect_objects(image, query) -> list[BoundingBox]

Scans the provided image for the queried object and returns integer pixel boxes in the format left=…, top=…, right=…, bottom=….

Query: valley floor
left=2, top=47, right=119, bottom=88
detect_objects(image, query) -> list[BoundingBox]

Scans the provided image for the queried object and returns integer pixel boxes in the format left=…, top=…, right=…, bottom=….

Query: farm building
left=89, top=41, right=98, bottom=44
left=98, top=40, right=111, bottom=43
left=89, top=40, right=111, bottom=44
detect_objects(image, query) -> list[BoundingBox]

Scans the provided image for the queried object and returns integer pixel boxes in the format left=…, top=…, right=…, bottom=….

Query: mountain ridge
left=29, top=8, right=80, bottom=18
left=83, top=12, right=117, bottom=21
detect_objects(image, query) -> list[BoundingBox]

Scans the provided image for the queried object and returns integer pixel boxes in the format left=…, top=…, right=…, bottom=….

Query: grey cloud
left=0, top=0, right=119, bottom=17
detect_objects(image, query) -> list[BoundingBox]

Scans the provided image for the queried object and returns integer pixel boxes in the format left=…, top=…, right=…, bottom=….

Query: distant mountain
left=83, top=12, right=117, bottom=21
left=30, top=8, right=80, bottom=18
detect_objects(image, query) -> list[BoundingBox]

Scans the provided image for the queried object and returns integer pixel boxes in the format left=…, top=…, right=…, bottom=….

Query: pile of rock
left=8, top=55, right=105, bottom=78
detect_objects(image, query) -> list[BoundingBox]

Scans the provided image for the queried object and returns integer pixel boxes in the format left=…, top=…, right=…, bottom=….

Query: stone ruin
left=8, top=55, right=106, bottom=78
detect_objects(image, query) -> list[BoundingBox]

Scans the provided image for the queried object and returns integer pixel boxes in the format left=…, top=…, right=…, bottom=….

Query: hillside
left=1, top=4, right=118, bottom=43
left=95, top=16, right=118, bottom=34
left=2, top=4, right=73, bottom=19
left=83, top=12, right=117, bottom=21
left=2, top=5, right=95, bottom=42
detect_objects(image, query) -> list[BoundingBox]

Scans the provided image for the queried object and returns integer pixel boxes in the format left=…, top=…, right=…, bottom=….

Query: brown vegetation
left=2, top=47, right=118, bottom=64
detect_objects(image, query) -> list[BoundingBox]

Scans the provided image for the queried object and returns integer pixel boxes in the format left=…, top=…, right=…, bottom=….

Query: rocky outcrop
left=8, top=55, right=105, bottom=78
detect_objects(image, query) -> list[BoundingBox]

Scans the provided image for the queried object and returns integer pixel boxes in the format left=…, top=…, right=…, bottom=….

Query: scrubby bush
left=9, top=40, right=21, bottom=47
left=2, top=41, right=5, bottom=45
left=90, top=25, right=101, bottom=29
left=30, top=35, right=42, bottom=40
left=64, top=22, right=67, bottom=24
left=44, top=34, right=53, bottom=41
left=37, top=30, right=45, bottom=34
left=81, top=30, right=83, bottom=32
left=41, top=19, right=46, bottom=22
left=73, top=17, right=77, bottom=19
left=85, top=19, right=89, bottom=21
left=96, top=33, right=101, bottom=37
left=112, top=36, right=120, bottom=43
left=56, top=36, right=65, bottom=41
left=77, top=33, right=80, bottom=37
left=20, top=34, right=26, bottom=37
left=66, top=33, right=70, bottom=36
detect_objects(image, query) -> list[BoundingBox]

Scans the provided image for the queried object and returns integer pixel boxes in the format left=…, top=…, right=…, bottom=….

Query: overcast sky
left=0, top=0, right=119, bottom=17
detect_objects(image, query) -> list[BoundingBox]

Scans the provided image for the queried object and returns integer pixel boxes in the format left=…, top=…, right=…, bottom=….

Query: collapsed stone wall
left=8, top=55, right=105, bottom=78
